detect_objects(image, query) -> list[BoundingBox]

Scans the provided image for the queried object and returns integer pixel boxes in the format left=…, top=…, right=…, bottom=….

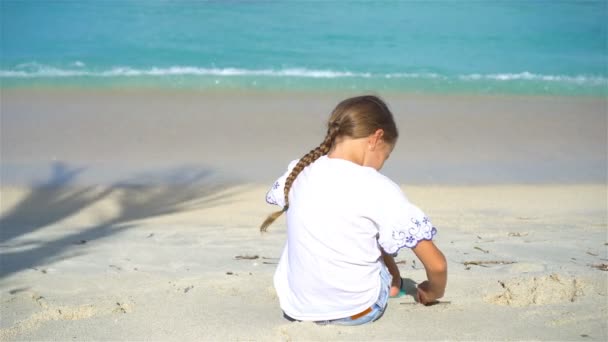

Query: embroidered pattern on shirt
left=391, top=216, right=437, bottom=249
left=266, top=181, right=282, bottom=205
left=266, top=192, right=277, bottom=205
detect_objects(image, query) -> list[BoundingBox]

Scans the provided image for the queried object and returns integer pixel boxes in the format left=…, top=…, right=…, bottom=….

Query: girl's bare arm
left=381, top=250, right=401, bottom=279
left=412, top=240, right=447, bottom=302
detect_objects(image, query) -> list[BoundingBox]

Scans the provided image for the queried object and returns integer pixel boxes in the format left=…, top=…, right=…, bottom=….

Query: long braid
left=260, top=123, right=340, bottom=232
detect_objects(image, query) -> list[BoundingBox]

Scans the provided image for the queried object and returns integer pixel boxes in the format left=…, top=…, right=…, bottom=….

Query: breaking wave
left=1, top=63, right=606, bottom=86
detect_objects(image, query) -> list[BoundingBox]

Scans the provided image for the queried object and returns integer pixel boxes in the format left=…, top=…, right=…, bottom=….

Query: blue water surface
left=1, top=0, right=606, bottom=95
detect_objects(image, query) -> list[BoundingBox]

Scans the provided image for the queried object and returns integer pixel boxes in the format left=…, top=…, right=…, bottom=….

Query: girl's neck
left=327, top=138, right=366, bottom=166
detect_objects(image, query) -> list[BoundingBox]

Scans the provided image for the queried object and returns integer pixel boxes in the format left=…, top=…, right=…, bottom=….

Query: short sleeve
left=265, top=159, right=299, bottom=207
left=372, top=180, right=438, bottom=255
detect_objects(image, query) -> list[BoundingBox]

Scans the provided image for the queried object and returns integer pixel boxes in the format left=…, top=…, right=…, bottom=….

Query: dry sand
left=1, top=89, right=607, bottom=341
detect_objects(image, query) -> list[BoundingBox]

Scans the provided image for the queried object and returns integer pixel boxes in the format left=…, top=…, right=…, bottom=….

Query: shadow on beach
left=0, top=162, right=240, bottom=278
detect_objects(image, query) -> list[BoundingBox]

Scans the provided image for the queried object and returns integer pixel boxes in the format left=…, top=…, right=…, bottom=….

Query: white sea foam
left=459, top=72, right=607, bottom=85
left=0, top=64, right=606, bottom=86
left=0, top=65, right=371, bottom=79
left=384, top=72, right=445, bottom=79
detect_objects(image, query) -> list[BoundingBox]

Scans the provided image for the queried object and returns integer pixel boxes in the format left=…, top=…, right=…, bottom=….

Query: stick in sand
left=463, top=260, right=516, bottom=266
left=400, top=301, right=452, bottom=306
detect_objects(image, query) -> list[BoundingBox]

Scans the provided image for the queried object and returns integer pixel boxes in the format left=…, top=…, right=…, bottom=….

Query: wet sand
left=2, top=89, right=605, bottom=184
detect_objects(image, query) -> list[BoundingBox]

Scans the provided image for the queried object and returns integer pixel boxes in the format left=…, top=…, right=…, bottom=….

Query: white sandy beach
left=1, top=89, right=607, bottom=341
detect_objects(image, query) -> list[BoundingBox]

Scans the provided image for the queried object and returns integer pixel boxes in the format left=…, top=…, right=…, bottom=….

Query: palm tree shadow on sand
left=0, top=162, right=241, bottom=278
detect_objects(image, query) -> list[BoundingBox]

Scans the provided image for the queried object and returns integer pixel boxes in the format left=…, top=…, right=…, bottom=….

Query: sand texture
left=1, top=90, right=607, bottom=341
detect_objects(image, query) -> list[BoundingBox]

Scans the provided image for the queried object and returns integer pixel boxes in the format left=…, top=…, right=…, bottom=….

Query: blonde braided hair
left=260, top=123, right=340, bottom=232
left=260, top=95, right=398, bottom=232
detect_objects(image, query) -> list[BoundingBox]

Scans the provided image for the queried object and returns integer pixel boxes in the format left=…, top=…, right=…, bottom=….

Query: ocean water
left=1, top=0, right=607, bottom=96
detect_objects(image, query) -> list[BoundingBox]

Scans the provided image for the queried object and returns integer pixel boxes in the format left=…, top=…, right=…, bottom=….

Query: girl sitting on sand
left=261, top=95, right=447, bottom=325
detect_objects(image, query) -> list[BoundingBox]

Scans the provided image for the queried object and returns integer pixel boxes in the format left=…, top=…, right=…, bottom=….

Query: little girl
left=261, top=95, right=447, bottom=325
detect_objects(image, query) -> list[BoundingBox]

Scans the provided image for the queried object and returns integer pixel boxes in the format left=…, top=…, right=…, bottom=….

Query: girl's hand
left=416, top=281, right=439, bottom=306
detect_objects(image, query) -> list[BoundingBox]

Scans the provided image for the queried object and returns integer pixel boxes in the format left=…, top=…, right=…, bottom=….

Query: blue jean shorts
left=315, top=264, right=391, bottom=326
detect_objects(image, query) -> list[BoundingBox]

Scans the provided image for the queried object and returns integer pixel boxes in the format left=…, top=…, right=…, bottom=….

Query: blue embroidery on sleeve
left=266, top=191, right=278, bottom=205
left=391, top=216, right=437, bottom=250
left=266, top=181, right=282, bottom=205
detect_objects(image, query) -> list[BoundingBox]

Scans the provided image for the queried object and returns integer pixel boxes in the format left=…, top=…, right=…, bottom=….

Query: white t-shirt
left=266, top=155, right=437, bottom=321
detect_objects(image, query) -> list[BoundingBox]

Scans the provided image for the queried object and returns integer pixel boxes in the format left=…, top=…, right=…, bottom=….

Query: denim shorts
left=315, top=264, right=391, bottom=326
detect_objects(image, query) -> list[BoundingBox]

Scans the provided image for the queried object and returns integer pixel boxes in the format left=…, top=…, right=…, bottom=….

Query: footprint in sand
left=485, top=273, right=584, bottom=307
left=27, top=292, right=50, bottom=309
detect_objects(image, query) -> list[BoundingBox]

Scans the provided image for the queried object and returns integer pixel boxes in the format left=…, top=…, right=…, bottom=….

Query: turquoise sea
left=1, top=0, right=607, bottom=95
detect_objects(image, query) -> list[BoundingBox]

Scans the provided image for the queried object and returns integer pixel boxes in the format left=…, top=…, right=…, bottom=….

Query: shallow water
left=1, top=1, right=606, bottom=95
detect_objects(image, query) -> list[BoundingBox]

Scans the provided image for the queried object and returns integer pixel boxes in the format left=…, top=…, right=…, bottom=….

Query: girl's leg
left=382, top=251, right=402, bottom=297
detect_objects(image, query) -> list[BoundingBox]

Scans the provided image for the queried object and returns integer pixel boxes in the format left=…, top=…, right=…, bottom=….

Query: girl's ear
left=368, top=129, right=385, bottom=150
